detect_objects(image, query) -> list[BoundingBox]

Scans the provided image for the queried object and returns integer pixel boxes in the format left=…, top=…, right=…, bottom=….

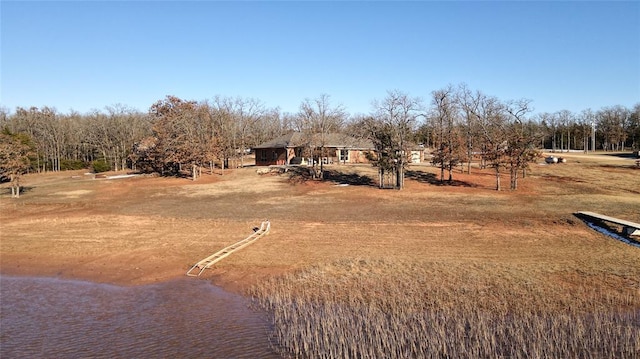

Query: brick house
left=253, top=132, right=304, bottom=166
left=253, top=132, right=376, bottom=166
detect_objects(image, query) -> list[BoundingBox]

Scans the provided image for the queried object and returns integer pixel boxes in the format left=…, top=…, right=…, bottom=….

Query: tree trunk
left=240, top=144, right=245, bottom=168
left=10, top=174, right=20, bottom=198
left=510, top=166, right=518, bottom=190
left=10, top=174, right=16, bottom=197
left=495, top=167, right=501, bottom=191
left=320, top=147, right=324, bottom=180
left=396, top=163, right=403, bottom=190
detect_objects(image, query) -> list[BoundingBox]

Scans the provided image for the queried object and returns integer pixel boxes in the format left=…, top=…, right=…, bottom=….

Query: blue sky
left=2, top=1, right=639, bottom=116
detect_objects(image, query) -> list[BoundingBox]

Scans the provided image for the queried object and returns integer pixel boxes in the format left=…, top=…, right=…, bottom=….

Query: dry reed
left=250, top=259, right=640, bottom=358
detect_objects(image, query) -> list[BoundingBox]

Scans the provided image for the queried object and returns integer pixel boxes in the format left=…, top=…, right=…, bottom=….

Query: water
left=0, top=276, right=279, bottom=358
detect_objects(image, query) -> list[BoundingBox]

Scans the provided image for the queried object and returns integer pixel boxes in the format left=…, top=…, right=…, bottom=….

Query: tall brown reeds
left=250, top=259, right=640, bottom=358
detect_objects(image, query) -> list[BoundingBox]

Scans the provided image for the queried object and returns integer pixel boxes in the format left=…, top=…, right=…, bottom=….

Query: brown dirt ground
left=1, top=152, right=639, bottom=295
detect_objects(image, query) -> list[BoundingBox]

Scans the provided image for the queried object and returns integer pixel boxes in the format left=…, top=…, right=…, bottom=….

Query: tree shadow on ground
left=598, top=164, right=640, bottom=171
left=0, top=186, right=35, bottom=197
left=324, top=169, right=375, bottom=187
left=286, top=166, right=314, bottom=184
left=603, top=152, right=638, bottom=159
left=286, top=167, right=375, bottom=186
left=405, top=170, right=477, bottom=187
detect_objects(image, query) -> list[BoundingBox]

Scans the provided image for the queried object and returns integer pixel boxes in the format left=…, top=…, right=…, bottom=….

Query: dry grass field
left=1, top=152, right=639, bottom=357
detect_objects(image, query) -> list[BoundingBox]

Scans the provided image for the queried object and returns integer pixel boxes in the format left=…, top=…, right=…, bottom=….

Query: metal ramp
left=186, top=220, right=271, bottom=277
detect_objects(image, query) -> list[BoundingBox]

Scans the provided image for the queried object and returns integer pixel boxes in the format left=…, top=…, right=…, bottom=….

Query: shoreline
left=0, top=257, right=266, bottom=295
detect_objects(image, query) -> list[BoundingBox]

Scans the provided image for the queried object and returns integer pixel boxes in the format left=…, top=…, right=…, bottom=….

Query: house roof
left=253, top=132, right=374, bottom=150
left=313, top=133, right=374, bottom=150
left=252, top=132, right=305, bottom=149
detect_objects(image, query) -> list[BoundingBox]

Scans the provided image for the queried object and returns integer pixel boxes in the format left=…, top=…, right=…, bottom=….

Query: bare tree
left=371, top=90, right=422, bottom=189
left=504, top=99, right=542, bottom=190
left=297, top=94, right=347, bottom=179
left=194, top=100, right=222, bottom=174
left=61, top=110, right=86, bottom=168
left=14, top=107, right=64, bottom=172
left=231, top=97, right=266, bottom=168
left=105, top=105, right=150, bottom=171
left=10, top=108, right=42, bottom=171
left=0, top=107, right=9, bottom=126
left=538, top=112, right=558, bottom=152
left=344, top=113, right=374, bottom=141
left=430, top=86, right=466, bottom=182
left=555, top=110, right=574, bottom=152
left=456, top=85, right=482, bottom=174
left=359, top=116, right=398, bottom=188
left=578, top=109, right=596, bottom=152
left=251, top=107, right=289, bottom=149
left=628, top=104, right=640, bottom=151
left=207, top=96, right=235, bottom=173
left=279, top=111, right=298, bottom=134
left=597, top=106, right=629, bottom=151
left=471, top=94, right=509, bottom=190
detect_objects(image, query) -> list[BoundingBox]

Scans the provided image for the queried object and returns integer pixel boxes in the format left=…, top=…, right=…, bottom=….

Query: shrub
left=60, top=159, right=87, bottom=171
left=91, top=160, right=110, bottom=173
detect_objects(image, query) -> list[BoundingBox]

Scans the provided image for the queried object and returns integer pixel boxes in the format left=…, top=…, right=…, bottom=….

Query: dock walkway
left=186, top=220, right=271, bottom=277
left=577, top=211, right=640, bottom=236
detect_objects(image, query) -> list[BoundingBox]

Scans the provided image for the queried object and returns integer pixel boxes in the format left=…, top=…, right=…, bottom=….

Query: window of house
left=272, top=151, right=278, bottom=160
left=339, top=149, right=349, bottom=162
left=260, top=150, right=267, bottom=162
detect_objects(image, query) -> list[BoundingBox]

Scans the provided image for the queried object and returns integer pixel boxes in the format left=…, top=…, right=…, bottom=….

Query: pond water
left=0, top=276, right=279, bottom=358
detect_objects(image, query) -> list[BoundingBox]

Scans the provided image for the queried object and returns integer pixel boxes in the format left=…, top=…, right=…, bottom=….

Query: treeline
left=0, top=99, right=289, bottom=176
left=350, top=85, right=638, bottom=190
left=1, top=86, right=638, bottom=194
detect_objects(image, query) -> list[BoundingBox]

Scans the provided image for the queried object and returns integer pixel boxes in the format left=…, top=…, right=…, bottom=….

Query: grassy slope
left=0, top=153, right=638, bottom=293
